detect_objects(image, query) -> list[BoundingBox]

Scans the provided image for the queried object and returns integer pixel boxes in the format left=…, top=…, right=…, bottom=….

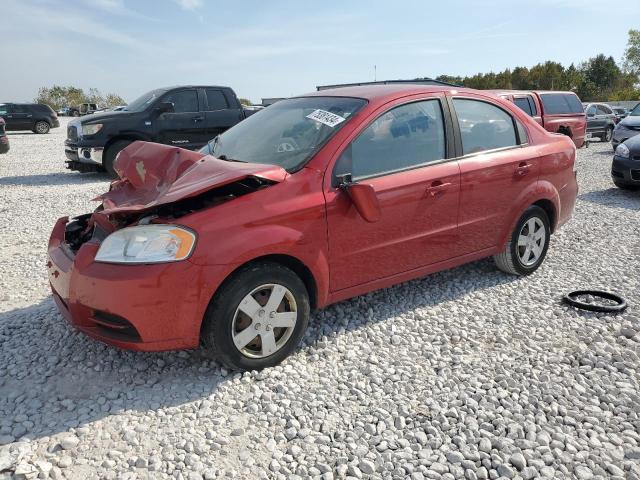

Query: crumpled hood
left=620, top=115, right=640, bottom=128
left=95, top=141, right=287, bottom=214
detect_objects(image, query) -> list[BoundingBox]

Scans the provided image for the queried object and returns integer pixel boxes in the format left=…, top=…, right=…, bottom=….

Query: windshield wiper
left=217, top=155, right=246, bottom=163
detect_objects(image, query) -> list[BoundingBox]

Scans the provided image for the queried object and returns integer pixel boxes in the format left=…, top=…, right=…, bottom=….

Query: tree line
left=34, top=86, right=126, bottom=110
left=430, top=30, right=640, bottom=101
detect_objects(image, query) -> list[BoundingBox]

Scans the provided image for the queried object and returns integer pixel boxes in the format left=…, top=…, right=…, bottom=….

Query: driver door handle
left=426, top=180, right=451, bottom=197
left=193, top=115, right=205, bottom=122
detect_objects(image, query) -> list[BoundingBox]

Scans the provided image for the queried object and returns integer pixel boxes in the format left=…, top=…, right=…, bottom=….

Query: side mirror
left=155, top=102, right=175, bottom=114
left=337, top=173, right=381, bottom=223
left=587, top=112, right=595, bottom=118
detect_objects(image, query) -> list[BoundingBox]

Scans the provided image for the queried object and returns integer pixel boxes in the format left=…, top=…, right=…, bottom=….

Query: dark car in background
left=0, top=118, right=9, bottom=154
left=583, top=103, right=616, bottom=142
left=612, top=103, right=640, bottom=149
left=0, top=103, right=60, bottom=134
left=612, top=106, right=628, bottom=123
left=612, top=134, right=640, bottom=189
left=65, top=85, right=259, bottom=176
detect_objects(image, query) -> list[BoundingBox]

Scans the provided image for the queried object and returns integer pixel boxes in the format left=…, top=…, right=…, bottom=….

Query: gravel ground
left=1, top=120, right=639, bottom=480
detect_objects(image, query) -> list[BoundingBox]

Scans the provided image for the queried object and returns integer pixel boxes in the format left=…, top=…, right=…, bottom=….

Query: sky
left=1, top=0, right=639, bottom=104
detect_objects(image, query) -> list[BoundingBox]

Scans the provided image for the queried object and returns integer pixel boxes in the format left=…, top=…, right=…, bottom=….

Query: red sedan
left=48, top=85, right=578, bottom=370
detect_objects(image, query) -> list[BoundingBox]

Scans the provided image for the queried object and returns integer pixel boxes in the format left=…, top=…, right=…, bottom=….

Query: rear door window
left=597, top=105, right=612, bottom=115
left=205, top=89, right=229, bottom=111
left=514, top=97, right=533, bottom=116
left=163, top=90, right=199, bottom=113
left=453, top=98, right=517, bottom=155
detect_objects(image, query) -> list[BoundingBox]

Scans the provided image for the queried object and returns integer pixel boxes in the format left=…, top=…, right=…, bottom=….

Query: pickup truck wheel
left=73, top=111, right=80, bottom=117
left=34, top=121, right=50, bottom=134
left=493, top=206, right=550, bottom=276
left=201, top=262, right=310, bottom=371
left=103, top=140, right=131, bottom=178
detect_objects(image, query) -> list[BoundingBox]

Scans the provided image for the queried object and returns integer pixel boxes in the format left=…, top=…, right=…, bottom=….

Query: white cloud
left=175, top=0, right=203, bottom=10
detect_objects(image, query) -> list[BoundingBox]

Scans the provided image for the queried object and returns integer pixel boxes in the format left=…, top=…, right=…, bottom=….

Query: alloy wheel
left=35, top=122, right=49, bottom=134
left=231, top=284, right=298, bottom=358
left=517, top=217, right=546, bottom=266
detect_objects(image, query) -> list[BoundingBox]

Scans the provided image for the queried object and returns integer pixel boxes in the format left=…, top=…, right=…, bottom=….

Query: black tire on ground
left=613, top=180, right=640, bottom=190
left=73, top=111, right=80, bottom=117
left=102, top=140, right=131, bottom=178
left=201, top=262, right=310, bottom=371
left=602, top=126, right=613, bottom=142
left=33, top=121, right=50, bottom=134
left=493, top=205, right=551, bottom=276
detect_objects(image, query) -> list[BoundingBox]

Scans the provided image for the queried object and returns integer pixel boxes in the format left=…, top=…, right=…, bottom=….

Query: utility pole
left=374, top=65, right=377, bottom=82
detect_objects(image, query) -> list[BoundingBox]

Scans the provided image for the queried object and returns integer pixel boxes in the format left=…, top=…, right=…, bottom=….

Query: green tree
left=581, top=54, right=621, bottom=99
left=104, top=93, right=127, bottom=108
left=35, top=85, right=86, bottom=110
left=238, top=97, right=252, bottom=106
left=623, top=29, right=640, bottom=78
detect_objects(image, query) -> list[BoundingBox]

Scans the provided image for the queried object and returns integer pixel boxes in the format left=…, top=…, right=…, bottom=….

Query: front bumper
left=47, top=217, right=218, bottom=351
left=611, top=128, right=640, bottom=149
left=65, top=142, right=103, bottom=165
left=65, top=139, right=105, bottom=172
left=611, top=155, right=640, bottom=186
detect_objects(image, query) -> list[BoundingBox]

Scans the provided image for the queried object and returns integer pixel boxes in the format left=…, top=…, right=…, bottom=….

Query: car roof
left=298, top=84, right=475, bottom=102
left=486, top=89, right=535, bottom=97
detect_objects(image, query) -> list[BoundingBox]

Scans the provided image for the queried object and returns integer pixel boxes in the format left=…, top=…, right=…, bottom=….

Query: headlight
left=81, top=123, right=103, bottom=136
left=95, top=225, right=196, bottom=264
left=615, top=143, right=630, bottom=159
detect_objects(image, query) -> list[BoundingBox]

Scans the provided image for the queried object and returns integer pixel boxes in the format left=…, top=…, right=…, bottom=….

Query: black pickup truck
left=65, top=85, right=258, bottom=176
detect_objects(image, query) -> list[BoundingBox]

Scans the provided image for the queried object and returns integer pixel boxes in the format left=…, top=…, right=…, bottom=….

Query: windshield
left=201, top=96, right=367, bottom=172
left=124, top=88, right=166, bottom=112
left=629, top=103, right=640, bottom=117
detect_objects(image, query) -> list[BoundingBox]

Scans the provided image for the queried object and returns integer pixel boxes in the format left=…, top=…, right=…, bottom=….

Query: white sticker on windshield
left=306, top=109, right=346, bottom=128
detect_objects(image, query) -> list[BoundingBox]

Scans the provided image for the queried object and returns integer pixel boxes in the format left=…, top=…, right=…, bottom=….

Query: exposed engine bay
left=62, top=141, right=287, bottom=253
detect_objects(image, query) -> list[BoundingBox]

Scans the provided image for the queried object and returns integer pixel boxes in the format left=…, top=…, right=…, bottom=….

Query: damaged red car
left=48, top=85, right=578, bottom=370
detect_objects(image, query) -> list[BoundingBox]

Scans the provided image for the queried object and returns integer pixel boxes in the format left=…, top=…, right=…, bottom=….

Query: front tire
left=201, top=262, right=310, bottom=371
left=494, top=206, right=551, bottom=275
left=103, top=140, right=131, bottom=178
left=614, top=180, right=639, bottom=190
left=34, top=121, right=50, bottom=134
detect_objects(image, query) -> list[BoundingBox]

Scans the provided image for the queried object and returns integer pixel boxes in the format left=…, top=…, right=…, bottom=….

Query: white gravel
left=1, top=120, right=639, bottom=480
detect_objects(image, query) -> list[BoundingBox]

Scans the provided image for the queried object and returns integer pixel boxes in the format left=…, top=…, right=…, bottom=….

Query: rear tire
left=604, top=126, right=613, bottom=142
left=201, top=262, right=310, bottom=371
left=103, top=140, right=131, bottom=178
left=34, top=121, right=50, bottom=134
left=494, top=206, right=551, bottom=276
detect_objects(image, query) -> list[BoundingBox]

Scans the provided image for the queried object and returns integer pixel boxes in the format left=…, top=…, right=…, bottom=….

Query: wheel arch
left=531, top=198, right=557, bottom=233
left=498, top=183, right=560, bottom=248
left=557, top=125, right=573, bottom=138
left=103, top=134, right=151, bottom=157
left=198, top=253, right=320, bottom=339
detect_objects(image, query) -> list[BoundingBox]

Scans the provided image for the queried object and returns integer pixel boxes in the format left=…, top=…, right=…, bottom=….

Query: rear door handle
left=515, top=162, right=531, bottom=176
left=193, top=115, right=205, bottom=122
left=427, top=181, right=451, bottom=197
